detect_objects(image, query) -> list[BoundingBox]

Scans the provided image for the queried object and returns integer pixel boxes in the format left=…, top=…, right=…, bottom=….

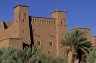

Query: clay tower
left=13, top=5, right=31, bottom=45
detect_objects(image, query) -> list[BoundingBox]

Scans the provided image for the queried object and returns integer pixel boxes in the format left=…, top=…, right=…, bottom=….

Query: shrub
left=86, top=48, right=96, bottom=63
left=0, top=46, right=66, bottom=63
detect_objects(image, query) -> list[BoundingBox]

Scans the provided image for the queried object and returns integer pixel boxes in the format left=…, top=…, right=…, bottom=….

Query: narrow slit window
left=24, top=13, right=26, bottom=19
left=37, top=41, right=41, bottom=45
left=49, top=42, right=52, bottom=46
left=23, top=19, right=24, bottom=22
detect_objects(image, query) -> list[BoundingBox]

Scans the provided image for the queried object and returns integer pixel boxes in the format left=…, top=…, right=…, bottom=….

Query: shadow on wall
left=23, top=16, right=34, bottom=49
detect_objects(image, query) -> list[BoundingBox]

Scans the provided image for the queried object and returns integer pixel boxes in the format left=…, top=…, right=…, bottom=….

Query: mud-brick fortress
left=0, top=4, right=96, bottom=59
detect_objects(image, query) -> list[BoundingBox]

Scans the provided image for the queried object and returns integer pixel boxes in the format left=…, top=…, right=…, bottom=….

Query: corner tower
left=52, top=10, right=67, bottom=58
left=13, top=5, right=31, bottom=45
left=52, top=10, right=67, bottom=26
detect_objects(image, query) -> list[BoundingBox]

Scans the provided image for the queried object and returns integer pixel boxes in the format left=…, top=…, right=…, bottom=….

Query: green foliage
left=86, top=48, right=96, bottom=63
left=0, top=46, right=65, bottom=63
left=0, top=46, right=37, bottom=63
left=31, top=49, right=65, bottom=63
left=61, top=30, right=92, bottom=63
left=36, top=51, right=65, bottom=63
left=61, top=30, right=91, bottom=52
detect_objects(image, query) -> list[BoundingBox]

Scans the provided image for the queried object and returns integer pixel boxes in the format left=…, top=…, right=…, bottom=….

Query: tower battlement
left=51, top=10, right=67, bottom=13
left=14, top=4, right=29, bottom=8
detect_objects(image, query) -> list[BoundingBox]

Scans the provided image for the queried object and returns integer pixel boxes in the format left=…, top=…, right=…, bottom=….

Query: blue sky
left=0, top=0, right=96, bottom=36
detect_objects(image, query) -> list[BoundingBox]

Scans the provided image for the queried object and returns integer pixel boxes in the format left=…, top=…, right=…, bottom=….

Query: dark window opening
left=24, top=13, right=26, bottom=19
left=48, top=51, right=50, bottom=54
left=49, top=42, right=52, bottom=46
left=23, top=19, right=24, bottom=22
left=61, top=21, right=63, bottom=25
left=4, top=22, right=8, bottom=29
left=37, top=41, right=41, bottom=45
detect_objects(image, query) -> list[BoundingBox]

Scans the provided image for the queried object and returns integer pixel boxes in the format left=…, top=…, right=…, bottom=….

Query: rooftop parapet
left=14, top=4, right=29, bottom=8
left=51, top=10, right=67, bottom=13
left=32, top=16, right=54, bottom=19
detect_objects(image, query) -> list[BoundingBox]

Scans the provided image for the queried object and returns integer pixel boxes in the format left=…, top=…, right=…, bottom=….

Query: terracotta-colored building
left=0, top=4, right=96, bottom=59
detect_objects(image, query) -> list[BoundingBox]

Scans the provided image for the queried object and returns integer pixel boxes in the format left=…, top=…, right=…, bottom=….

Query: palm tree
left=61, top=30, right=91, bottom=63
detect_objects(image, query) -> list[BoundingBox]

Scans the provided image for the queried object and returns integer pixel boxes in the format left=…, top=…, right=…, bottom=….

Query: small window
left=23, top=19, right=24, bottom=22
left=61, top=21, right=63, bottom=25
left=48, top=51, right=50, bottom=54
left=24, top=13, right=26, bottom=19
left=49, top=42, right=52, bottom=46
left=23, top=30, right=24, bottom=33
left=61, top=19, right=65, bottom=25
left=37, top=41, right=41, bottom=45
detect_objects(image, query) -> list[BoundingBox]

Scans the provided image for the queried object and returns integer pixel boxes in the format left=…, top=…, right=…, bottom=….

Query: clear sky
left=0, top=0, right=96, bottom=36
